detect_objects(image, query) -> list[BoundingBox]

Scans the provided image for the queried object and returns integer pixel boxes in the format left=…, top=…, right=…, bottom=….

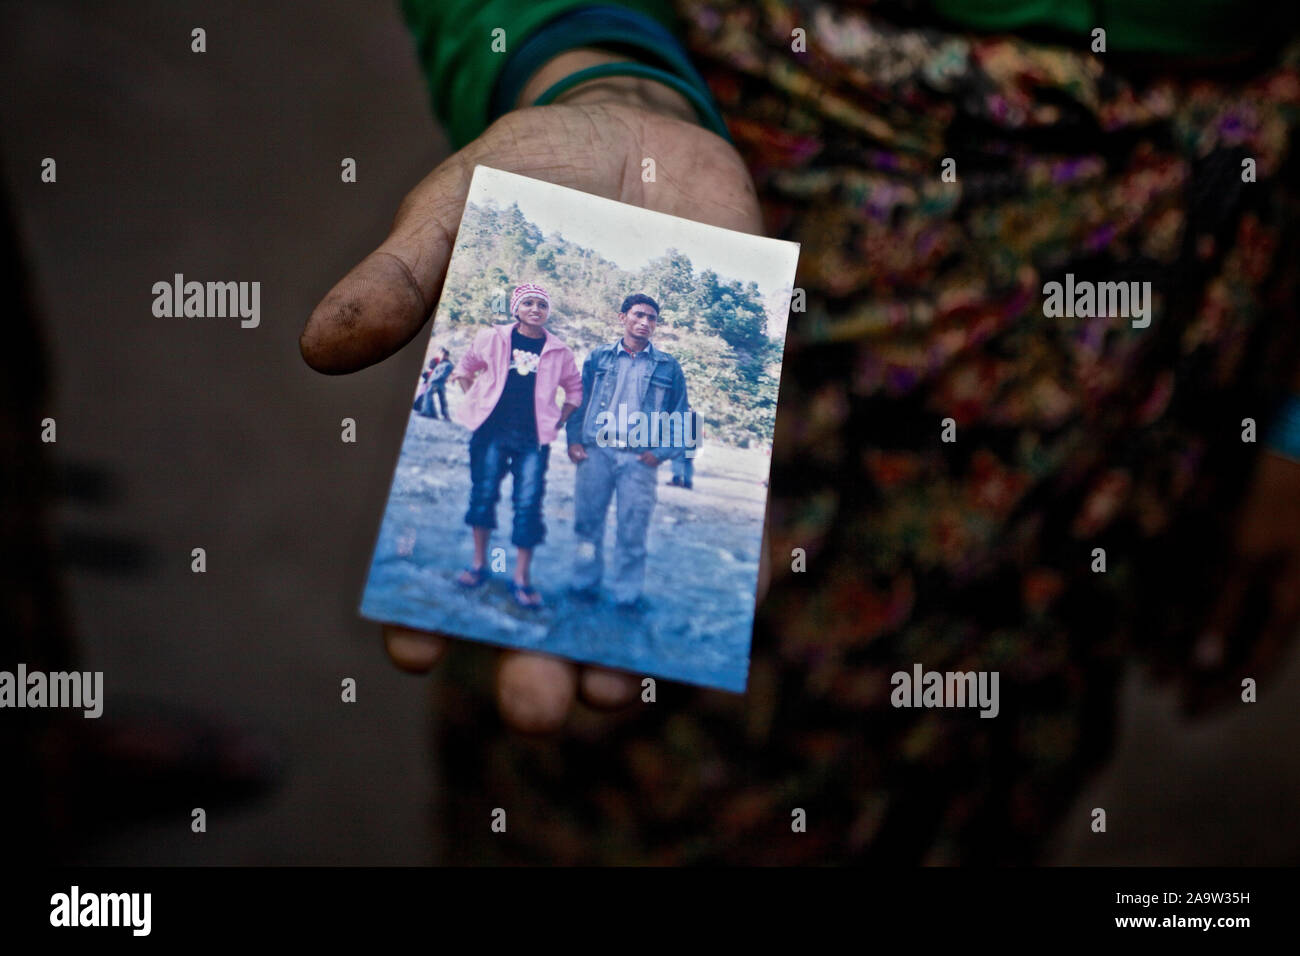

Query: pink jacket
left=453, top=322, right=583, bottom=444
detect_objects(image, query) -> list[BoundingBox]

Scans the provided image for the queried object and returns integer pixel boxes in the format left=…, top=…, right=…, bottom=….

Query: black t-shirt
left=478, top=327, right=545, bottom=444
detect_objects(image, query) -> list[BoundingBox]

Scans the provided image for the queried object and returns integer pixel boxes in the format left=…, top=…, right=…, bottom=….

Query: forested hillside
left=433, top=199, right=788, bottom=447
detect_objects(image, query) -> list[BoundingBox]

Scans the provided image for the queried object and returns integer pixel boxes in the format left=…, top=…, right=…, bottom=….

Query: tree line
left=435, top=199, right=787, bottom=448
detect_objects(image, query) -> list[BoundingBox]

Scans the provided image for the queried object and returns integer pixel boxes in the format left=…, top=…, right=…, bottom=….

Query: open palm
left=300, top=99, right=763, bottom=732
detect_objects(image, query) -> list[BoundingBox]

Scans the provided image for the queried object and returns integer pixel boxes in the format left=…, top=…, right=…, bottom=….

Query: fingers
left=579, top=667, right=639, bottom=709
left=383, top=625, right=449, bottom=673
left=387, top=628, right=635, bottom=723
left=496, top=652, right=579, bottom=733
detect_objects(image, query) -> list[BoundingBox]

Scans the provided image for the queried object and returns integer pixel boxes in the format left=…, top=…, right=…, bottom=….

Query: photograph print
left=361, top=165, right=800, bottom=693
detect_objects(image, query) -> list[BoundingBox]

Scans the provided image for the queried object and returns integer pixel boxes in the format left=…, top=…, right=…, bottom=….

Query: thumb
left=300, top=151, right=477, bottom=375
left=300, top=102, right=649, bottom=375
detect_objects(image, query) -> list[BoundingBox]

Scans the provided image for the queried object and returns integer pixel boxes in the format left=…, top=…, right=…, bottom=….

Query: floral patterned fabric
left=435, top=1, right=1300, bottom=864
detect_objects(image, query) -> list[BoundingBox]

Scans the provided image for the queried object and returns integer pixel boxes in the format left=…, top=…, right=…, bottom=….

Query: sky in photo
left=467, top=165, right=800, bottom=306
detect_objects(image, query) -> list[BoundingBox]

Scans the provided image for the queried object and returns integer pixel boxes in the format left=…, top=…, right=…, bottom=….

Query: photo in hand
left=361, top=165, right=799, bottom=693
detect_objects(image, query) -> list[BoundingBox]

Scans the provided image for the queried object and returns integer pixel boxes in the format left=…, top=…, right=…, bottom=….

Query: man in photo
left=566, top=293, right=693, bottom=610
left=451, top=283, right=582, bottom=609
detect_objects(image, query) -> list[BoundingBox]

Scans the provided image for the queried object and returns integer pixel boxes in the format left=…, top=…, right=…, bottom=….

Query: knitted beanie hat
left=511, top=283, right=550, bottom=316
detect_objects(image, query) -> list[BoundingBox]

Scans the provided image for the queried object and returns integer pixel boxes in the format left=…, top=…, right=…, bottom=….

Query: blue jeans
left=572, top=445, right=658, bottom=603
left=465, top=428, right=550, bottom=548
left=414, top=384, right=448, bottom=418
left=671, top=455, right=693, bottom=484
left=429, top=384, right=448, bottom=418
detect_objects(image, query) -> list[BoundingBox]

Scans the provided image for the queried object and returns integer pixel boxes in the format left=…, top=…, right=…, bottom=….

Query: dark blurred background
left=1, top=0, right=1297, bottom=865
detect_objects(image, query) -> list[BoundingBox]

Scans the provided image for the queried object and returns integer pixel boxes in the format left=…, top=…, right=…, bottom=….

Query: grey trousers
left=572, top=445, right=659, bottom=603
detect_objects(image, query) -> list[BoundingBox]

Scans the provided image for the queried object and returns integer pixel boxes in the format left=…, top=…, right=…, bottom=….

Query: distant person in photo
left=413, top=347, right=453, bottom=419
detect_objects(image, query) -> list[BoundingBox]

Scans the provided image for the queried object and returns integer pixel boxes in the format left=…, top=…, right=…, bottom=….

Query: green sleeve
left=402, top=0, right=678, bottom=150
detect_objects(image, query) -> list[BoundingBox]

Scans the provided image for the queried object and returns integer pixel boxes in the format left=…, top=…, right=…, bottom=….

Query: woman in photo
left=450, top=283, right=582, bottom=609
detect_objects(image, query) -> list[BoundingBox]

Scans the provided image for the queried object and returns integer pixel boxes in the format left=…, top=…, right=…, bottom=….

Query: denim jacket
left=566, top=339, right=695, bottom=462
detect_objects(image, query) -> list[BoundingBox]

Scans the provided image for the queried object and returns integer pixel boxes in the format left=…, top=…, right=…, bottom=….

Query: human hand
left=1185, top=450, right=1300, bottom=714
left=637, top=451, right=660, bottom=466
left=300, top=54, right=763, bottom=734
left=567, top=443, right=588, bottom=464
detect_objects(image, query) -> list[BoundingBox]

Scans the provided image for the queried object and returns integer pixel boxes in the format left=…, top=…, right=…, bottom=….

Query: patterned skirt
left=435, top=1, right=1300, bottom=864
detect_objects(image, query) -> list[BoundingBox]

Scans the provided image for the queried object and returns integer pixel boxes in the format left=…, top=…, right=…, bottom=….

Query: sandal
left=456, top=565, right=489, bottom=588
left=509, top=581, right=543, bottom=610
